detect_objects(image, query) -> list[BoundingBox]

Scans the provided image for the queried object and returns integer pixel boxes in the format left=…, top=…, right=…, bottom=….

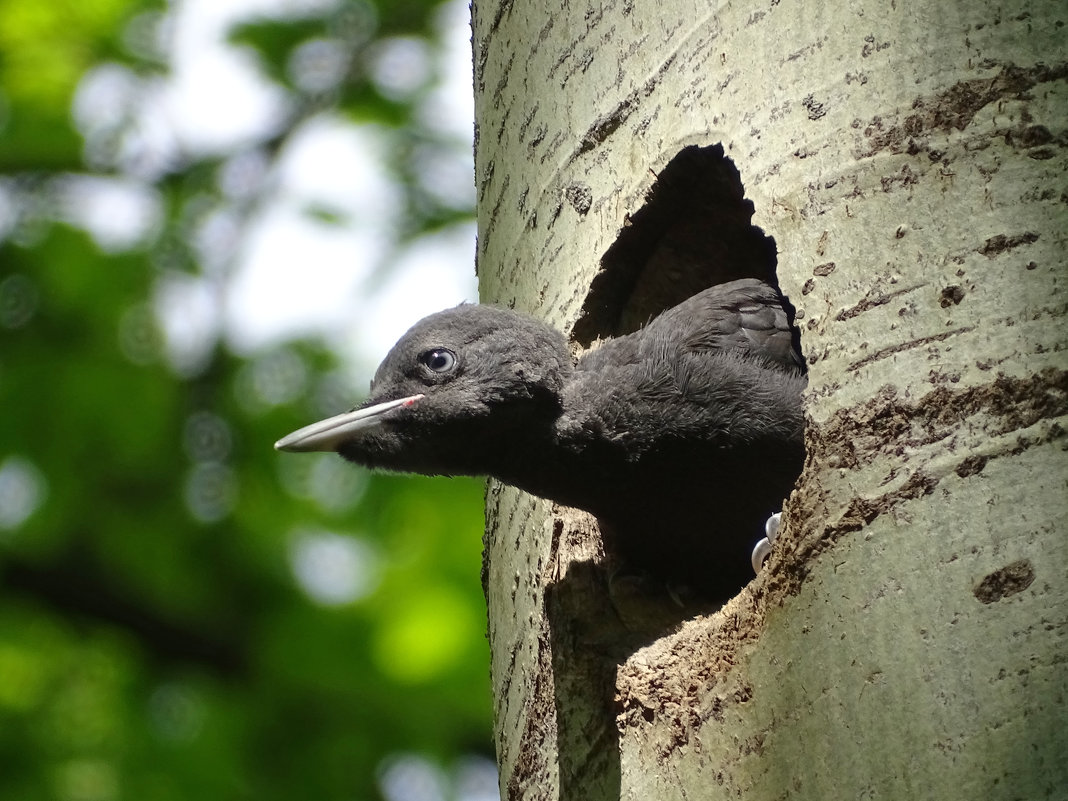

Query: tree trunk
left=472, top=1, right=1067, bottom=799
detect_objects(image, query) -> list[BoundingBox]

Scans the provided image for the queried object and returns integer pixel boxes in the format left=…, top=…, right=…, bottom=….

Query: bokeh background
left=0, top=0, right=495, bottom=799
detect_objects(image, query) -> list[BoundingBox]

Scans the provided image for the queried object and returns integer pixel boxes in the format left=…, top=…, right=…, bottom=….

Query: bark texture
left=472, top=1, right=1067, bottom=798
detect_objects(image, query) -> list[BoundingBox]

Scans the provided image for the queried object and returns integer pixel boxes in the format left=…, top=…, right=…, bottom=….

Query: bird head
left=274, top=304, right=572, bottom=476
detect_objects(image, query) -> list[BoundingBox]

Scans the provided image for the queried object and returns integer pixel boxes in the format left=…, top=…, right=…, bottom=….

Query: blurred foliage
left=0, top=0, right=491, bottom=800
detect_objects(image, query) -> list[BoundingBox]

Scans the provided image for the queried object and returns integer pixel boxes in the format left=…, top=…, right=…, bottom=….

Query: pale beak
left=274, top=394, right=424, bottom=453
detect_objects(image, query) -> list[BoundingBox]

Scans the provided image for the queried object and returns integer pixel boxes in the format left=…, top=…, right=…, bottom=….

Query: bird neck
left=457, top=412, right=583, bottom=508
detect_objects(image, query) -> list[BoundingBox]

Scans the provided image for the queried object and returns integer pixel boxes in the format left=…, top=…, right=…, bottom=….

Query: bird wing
left=562, top=279, right=805, bottom=453
left=655, top=278, right=804, bottom=373
left=578, top=278, right=803, bottom=375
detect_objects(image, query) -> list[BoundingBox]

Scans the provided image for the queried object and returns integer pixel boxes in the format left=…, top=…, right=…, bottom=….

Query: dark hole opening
left=571, top=143, right=803, bottom=366
left=567, top=144, right=806, bottom=607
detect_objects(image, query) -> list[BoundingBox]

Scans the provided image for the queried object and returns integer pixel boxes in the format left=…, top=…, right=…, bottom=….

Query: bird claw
left=750, top=539, right=772, bottom=574
left=765, top=511, right=781, bottom=542
left=750, top=512, right=782, bottom=574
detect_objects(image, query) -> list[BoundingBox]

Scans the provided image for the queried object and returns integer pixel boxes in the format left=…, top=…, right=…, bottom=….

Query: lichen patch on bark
left=783, top=368, right=1068, bottom=588
left=973, top=559, right=1037, bottom=603
left=815, top=368, right=1068, bottom=472
left=857, top=63, right=1068, bottom=159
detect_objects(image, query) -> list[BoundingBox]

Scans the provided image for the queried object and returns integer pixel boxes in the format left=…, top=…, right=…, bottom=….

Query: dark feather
left=276, top=279, right=805, bottom=600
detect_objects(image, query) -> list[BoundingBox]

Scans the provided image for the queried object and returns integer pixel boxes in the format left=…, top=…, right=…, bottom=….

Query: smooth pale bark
left=472, top=1, right=1067, bottom=798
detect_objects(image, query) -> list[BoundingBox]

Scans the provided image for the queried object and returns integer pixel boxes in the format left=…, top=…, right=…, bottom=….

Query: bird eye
left=420, top=348, right=457, bottom=374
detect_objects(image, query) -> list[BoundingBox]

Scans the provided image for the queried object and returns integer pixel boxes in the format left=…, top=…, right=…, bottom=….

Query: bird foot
left=750, top=512, right=782, bottom=574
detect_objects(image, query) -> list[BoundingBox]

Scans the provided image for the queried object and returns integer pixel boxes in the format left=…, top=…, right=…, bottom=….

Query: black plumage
left=276, top=278, right=806, bottom=599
